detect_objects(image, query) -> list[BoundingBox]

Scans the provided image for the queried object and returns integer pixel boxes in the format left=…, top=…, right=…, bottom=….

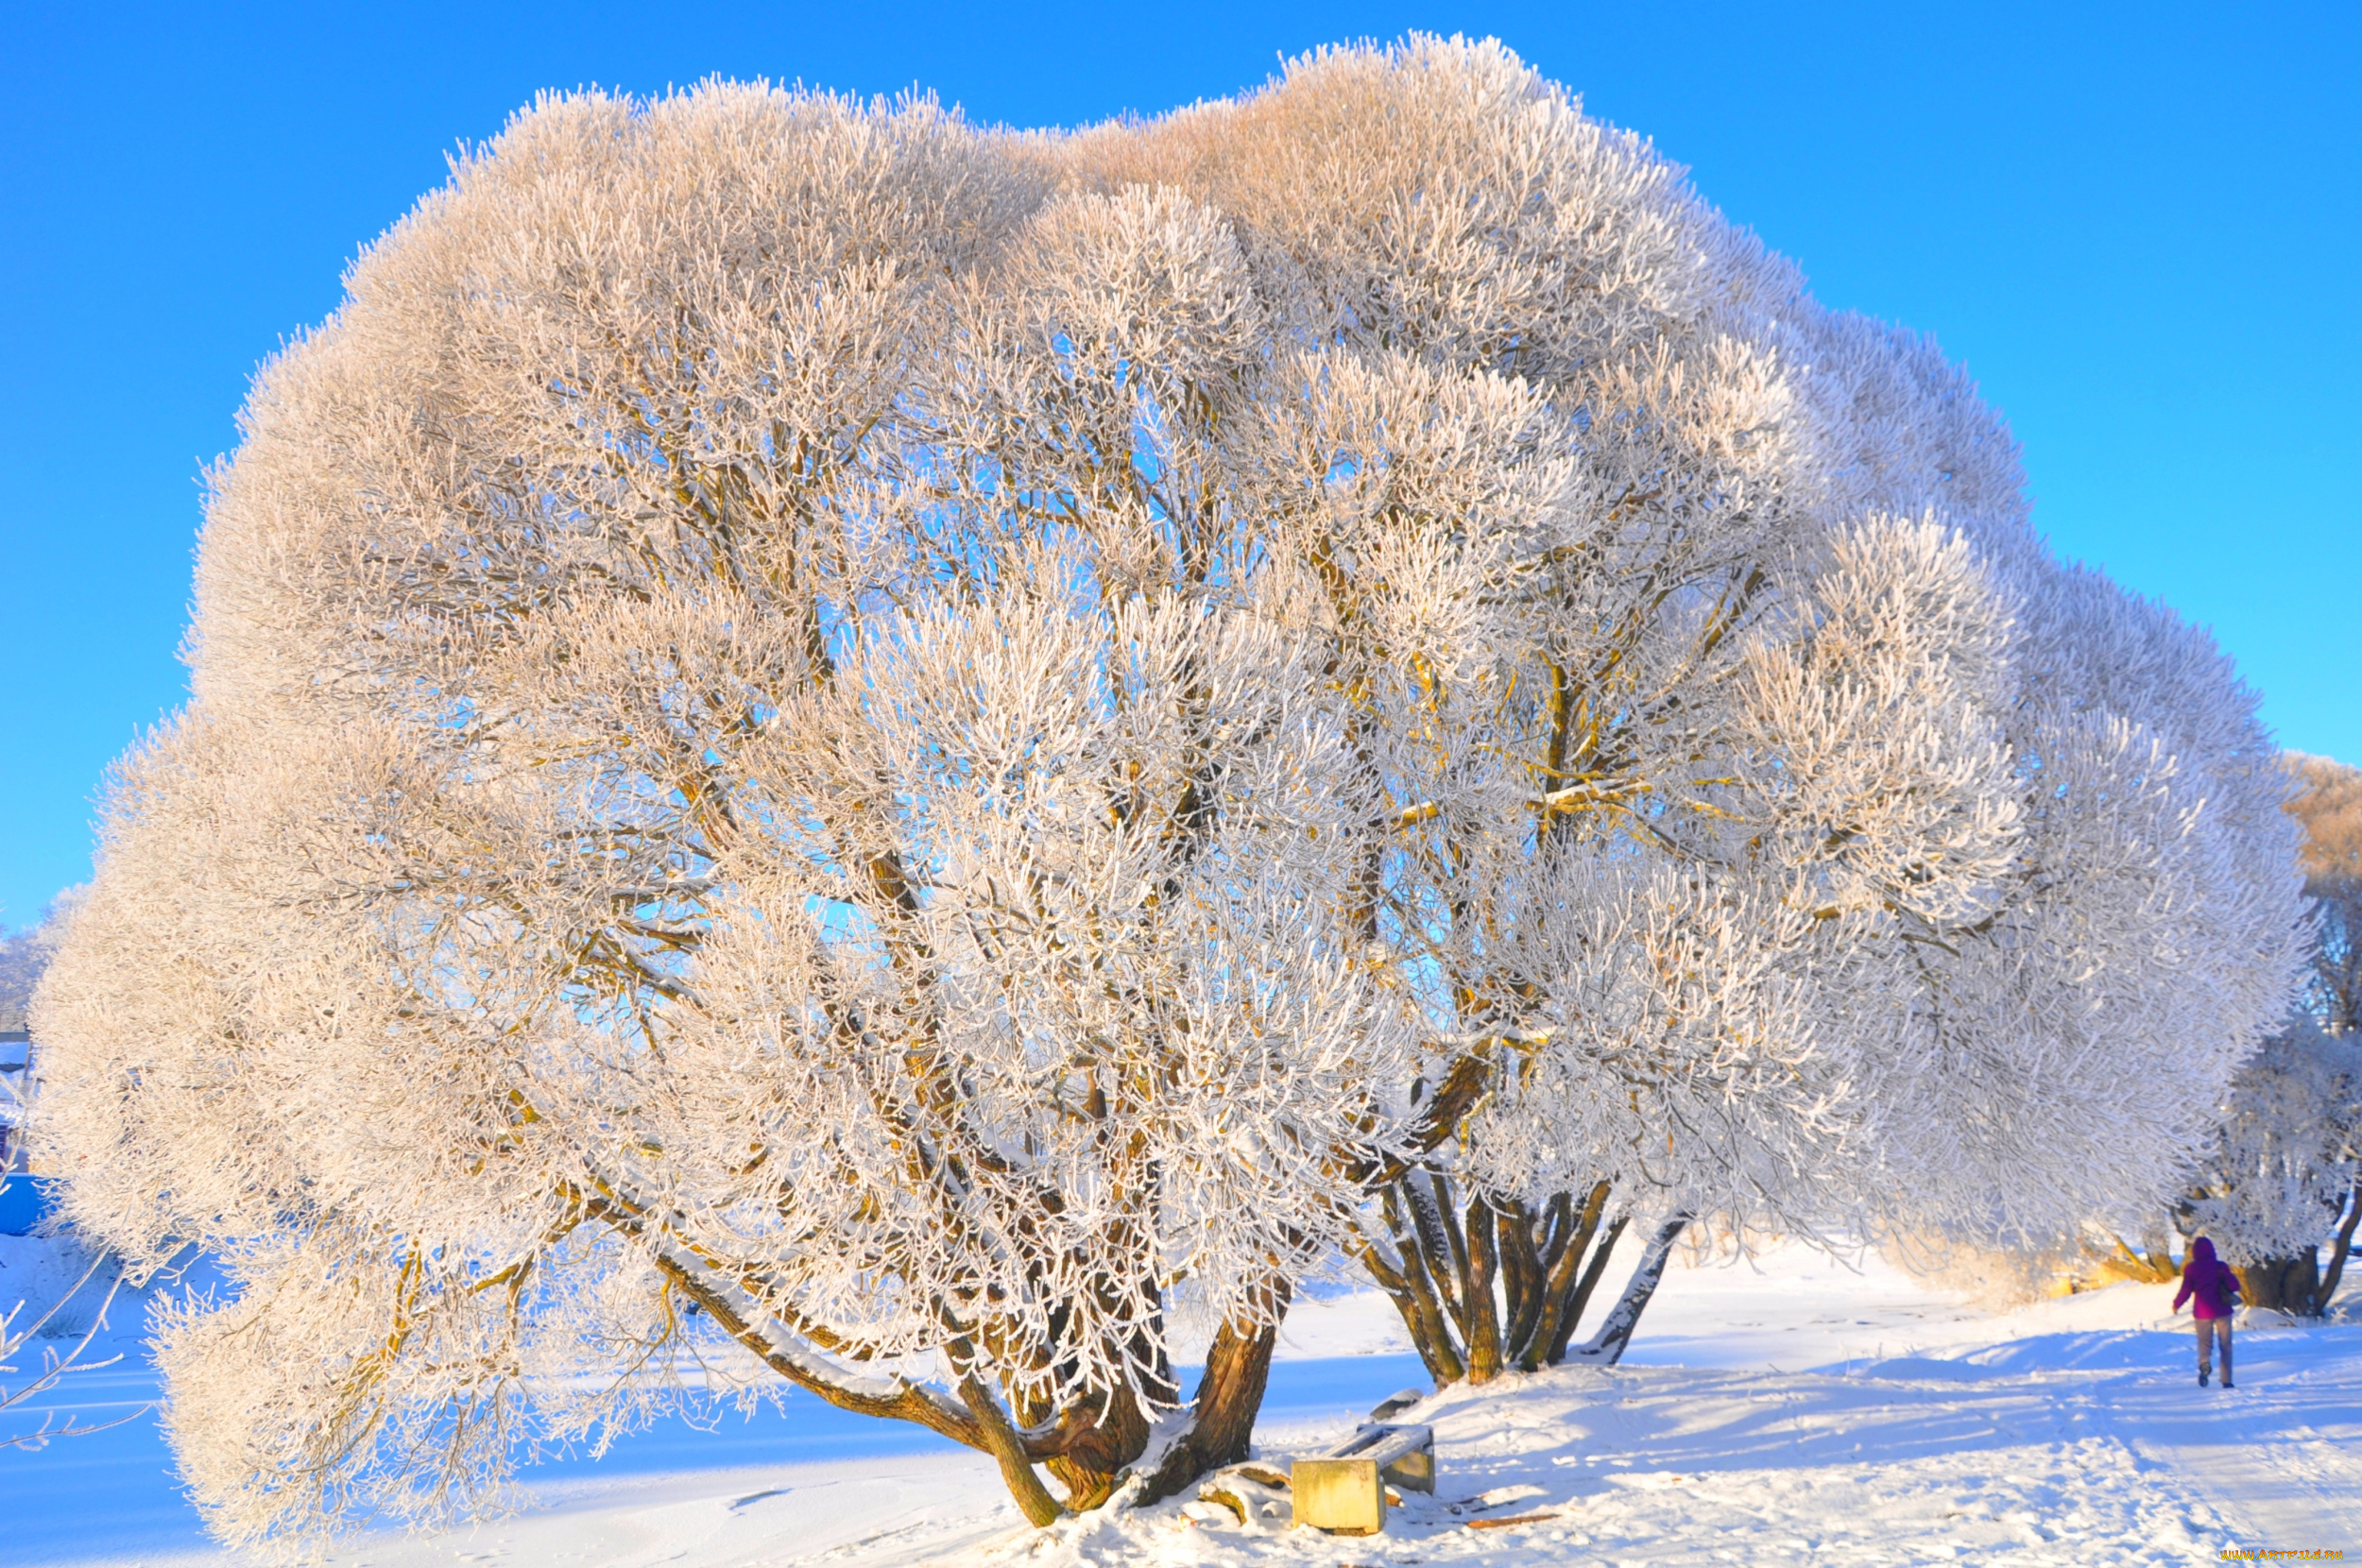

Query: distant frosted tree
left=0, top=890, right=80, bottom=1035
left=2188, top=1019, right=2361, bottom=1313
left=0, top=940, right=35, bottom=1040
left=30, top=37, right=2307, bottom=1549
left=2183, top=755, right=2362, bottom=1315
left=2286, top=753, right=2362, bottom=1035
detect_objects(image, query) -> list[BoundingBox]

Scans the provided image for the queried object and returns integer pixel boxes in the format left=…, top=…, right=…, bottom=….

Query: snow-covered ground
left=8, top=1235, right=2358, bottom=1566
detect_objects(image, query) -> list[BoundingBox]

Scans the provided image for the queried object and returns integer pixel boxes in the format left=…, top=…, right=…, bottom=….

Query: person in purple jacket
left=2172, top=1236, right=2243, bottom=1388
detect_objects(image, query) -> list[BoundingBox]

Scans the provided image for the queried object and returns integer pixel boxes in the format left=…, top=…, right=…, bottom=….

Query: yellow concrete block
left=1290, top=1457, right=1384, bottom=1535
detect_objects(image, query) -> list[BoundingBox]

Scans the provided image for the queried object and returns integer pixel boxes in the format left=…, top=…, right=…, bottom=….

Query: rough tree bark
left=961, top=1375, right=1068, bottom=1526
left=1133, top=1285, right=1289, bottom=1504
left=2238, top=1250, right=2322, bottom=1317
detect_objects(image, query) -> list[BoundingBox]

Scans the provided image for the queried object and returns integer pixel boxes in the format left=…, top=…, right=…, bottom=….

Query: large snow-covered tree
left=36, top=91, right=1437, bottom=1534
left=30, top=38, right=2307, bottom=1547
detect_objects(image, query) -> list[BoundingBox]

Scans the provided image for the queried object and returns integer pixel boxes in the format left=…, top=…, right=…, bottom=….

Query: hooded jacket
left=2173, top=1236, right=2243, bottom=1321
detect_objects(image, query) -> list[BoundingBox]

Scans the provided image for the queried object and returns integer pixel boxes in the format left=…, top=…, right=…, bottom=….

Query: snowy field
left=8, top=1236, right=2358, bottom=1567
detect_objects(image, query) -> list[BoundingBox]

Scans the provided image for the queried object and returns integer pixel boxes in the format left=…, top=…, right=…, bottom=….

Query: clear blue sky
left=2, top=1, right=2354, bottom=929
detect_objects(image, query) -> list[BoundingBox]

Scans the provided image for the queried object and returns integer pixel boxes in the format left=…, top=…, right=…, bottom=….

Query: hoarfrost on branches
left=27, top=36, right=2308, bottom=1545
left=2187, top=1019, right=2362, bottom=1270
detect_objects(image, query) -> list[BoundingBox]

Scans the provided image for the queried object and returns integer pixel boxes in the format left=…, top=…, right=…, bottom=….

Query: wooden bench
left=1290, top=1423, right=1435, bottom=1534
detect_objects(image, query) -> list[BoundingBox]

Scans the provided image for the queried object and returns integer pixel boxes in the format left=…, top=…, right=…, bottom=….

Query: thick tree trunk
left=1498, top=1194, right=1554, bottom=1361
left=2239, top=1250, right=2321, bottom=1316
left=1039, top=1383, right=1153, bottom=1511
left=1132, top=1286, right=1288, bottom=1504
left=1361, top=1175, right=1624, bottom=1384
left=2314, top=1183, right=2362, bottom=1315
left=1383, top=1210, right=1468, bottom=1387
left=2102, top=1229, right=2181, bottom=1284
left=1567, top=1214, right=1690, bottom=1366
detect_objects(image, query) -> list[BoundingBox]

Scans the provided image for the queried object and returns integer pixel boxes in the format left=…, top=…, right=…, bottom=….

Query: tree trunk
left=2313, top=1183, right=2362, bottom=1316
left=1041, top=1382, right=1153, bottom=1511
left=1498, top=1194, right=1554, bottom=1362
left=1567, top=1214, right=1690, bottom=1367
left=1361, top=1175, right=1623, bottom=1384
left=1461, top=1191, right=1504, bottom=1382
left=960, top=1374, right=1066, bottom=1526
left=1391, top=1216, right=1468, bottom=1386
left=1132, top=1286, right=1288, bottom=1504
left=2239, top=1250, right=2320, bottom=1316
left=1545, top=1212, right=1628, bottom=1365
left=2102, top=1229, right=2180, bottom=1284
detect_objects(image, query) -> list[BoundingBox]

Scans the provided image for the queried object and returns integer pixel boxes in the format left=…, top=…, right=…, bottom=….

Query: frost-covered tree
left=2287, top=753, right=2362, bottom=1036
left=0, top=890, right=80, bottom=1036
left=1070, top=44, right=2304, bottom=1382
left=2187, top=1019, right=2361, bottom=1314
left=1343, top=307, right=2305, bottom=1377
left=37, top=93, right=1438, bottom=1535
left=2182, top=756, right=2362, bottom=1315
left=29, top=38, right=2308, bottom=1549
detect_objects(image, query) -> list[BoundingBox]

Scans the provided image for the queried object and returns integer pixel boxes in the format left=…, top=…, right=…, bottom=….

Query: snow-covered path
left=2106, top=1338, right=2362, bottom=1548
left=10, top=1241, right=2357, bottom=1566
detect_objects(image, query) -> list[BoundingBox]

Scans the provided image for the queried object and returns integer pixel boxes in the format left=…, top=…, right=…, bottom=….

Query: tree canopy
left=30, top=39, right=2306, bottom=1546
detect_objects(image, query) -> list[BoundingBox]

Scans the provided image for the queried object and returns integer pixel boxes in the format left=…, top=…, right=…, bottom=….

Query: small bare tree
left=6, top=894, right=143, bottom=1453
left=2, top=1252, right=138, bottom=1452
